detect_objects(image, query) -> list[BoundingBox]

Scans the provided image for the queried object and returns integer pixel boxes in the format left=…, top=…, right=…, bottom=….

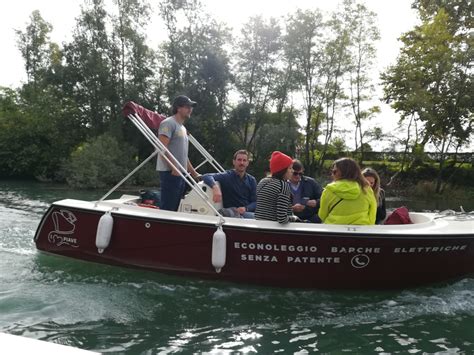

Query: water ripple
left=1, top=181, right=474, bottom=353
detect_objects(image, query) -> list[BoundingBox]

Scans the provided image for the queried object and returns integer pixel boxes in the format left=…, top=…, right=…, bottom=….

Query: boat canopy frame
left=96, top=101, right=226, bottom=220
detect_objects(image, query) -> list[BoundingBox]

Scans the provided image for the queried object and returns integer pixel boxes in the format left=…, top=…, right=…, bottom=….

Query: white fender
left=95, top=211, right=113, bottom=254
left=211, top=226, right=226, bottom=273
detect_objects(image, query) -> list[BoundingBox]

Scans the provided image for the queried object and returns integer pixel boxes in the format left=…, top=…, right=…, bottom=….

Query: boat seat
left=178, top=181, right=223, bottom=215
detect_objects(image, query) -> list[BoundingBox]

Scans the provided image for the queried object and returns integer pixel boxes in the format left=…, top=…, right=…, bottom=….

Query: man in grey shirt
left=158, top=95, right=199, bottom=211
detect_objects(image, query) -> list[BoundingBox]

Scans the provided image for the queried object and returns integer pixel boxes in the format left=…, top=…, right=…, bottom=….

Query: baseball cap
left=173, top=95, right=197, bottom=109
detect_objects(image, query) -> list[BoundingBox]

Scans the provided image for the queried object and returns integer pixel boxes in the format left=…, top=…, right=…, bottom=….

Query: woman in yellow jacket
left=318, top=158, right=377, bottom=225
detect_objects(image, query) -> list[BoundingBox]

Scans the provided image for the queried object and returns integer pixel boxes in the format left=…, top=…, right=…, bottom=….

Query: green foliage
left=381, top=7, right=473, bottom=193
left=284, top=8, right=324, bottom=172
left=382, top=9, right=472, bottom=147
left=0, top=87, right=83, bottom=179
left=345, top=0, right=380, bottom=159
left=4, top=0, right=471, bottom=193
left=158, top=0, right=233, bottom=163
left=64, top=134, right=143, bottom=189
left=412, top=180, right=473, bottom=200
left=251, top=110, right=301, bottom=177
left=15, top=10, right=53, bottom=86
left=328, top=137, right=349, bottom=156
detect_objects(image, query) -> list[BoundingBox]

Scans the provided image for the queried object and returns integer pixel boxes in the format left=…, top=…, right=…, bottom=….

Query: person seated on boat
left=202, top=149, right=257, bottom=219
left=289, top=159, right=323, bottom=223
left=362, top=167, right=387, bottom=224
left=255, top=151, right=299, bottom=224
left=318, top=157, right=377, bottom=225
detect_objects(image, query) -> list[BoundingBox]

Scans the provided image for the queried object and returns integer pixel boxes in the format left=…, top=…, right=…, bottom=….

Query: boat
left=0, top=332, right=98, bottom=354
left=34, top=103, right=474, bottom=289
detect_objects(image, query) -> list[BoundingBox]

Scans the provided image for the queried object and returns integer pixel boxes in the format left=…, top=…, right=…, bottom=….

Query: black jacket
left=291, top=176, right=322, bottom=221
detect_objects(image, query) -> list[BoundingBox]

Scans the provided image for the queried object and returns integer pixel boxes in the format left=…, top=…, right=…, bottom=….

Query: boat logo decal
left=47, top=209, right=79, bottom=248
left=351, top=254, right=370, bottom=268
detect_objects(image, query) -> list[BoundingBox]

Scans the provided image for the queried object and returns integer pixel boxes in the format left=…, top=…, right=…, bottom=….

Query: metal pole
left=95, top=150, right=159, bottom=206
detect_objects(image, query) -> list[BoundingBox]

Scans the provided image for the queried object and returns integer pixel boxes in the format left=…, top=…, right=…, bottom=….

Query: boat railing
left=189, top=134, right=225, bottom=173
left=95, top=102, right=226, bottom=221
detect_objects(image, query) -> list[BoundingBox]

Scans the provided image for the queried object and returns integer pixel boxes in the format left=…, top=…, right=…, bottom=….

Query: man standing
left=289, top=160, right=322, bottom=223
left=202, top=150, right=256, bottom=218
left=157, top=95, right=199, bottom=211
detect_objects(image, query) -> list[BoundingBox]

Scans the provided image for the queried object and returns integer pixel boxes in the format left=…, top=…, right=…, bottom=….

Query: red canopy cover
left=122, top=101, right=166, bottom=130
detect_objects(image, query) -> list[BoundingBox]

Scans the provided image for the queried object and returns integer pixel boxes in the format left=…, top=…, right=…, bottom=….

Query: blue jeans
left=242, top=211, right=255, bottom=219
left=159, top=171, right=185, bottom=211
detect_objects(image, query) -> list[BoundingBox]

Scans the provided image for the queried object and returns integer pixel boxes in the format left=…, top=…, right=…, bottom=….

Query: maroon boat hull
left=34, top=204, right=474, bottom=289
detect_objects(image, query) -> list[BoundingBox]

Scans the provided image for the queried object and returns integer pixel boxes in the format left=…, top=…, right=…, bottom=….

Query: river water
left=1, top=180, right=473, bottom=353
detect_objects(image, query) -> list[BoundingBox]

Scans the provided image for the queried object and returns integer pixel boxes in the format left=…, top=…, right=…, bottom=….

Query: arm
left=202, top=172, right=228, bottom=203
left=368, top=189, right=377, bottom=225
left=245, top=176, right=257, bottom=212
left=376, top=190, right=387, bottom=223
left=276, top=184, right=292, bottom=224
left=187, top=159, right=198, bottom=178
left=305, top=178, right=322, bottom=208
left=202, top=174, right=216, bottom=187
left=158, top=134, right=180, bottom=175
left=318, top=189, right=329, bottom=222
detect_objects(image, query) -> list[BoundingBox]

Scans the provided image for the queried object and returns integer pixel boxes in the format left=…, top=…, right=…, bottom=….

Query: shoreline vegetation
left=2, top=153, right=472, bottom=201
left=0, top=0, right=471, bottom=197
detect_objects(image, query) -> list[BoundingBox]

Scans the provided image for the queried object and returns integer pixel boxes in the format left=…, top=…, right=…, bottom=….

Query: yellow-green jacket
left=318, top=179, right=377, bottom=225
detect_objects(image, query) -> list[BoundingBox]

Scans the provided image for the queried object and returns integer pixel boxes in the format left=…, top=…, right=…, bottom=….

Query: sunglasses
left=292, top=172, right=304, bottom=176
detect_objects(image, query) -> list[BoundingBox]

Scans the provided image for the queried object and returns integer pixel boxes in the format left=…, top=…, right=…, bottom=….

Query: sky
left=1, top=0, right=419, bottom=87
left=0, top=0, right=423, bottom=150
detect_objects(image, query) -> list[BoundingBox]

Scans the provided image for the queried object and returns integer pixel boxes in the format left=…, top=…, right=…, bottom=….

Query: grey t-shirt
left=156, top=116, right=189, bottom=171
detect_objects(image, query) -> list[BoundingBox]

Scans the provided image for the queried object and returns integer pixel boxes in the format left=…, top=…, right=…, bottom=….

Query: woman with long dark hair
left=362, top=167, right=386, bottom=224
left=318, top=158, right=376, bottom=225
left=255, top=151, right=296, bottom=224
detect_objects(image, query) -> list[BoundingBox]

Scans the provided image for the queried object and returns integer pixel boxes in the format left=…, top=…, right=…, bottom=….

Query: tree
left=252, top=110, right=301, bottom=176
left=7, top=12, right=86, bottom=180
left=232, top=16, right=283, bottom=156
left=381, top=9, right=473, bottom=193
left=284, top=9, right=324, bottom=174
left=412, top=0, right=472, bottom=33
left=15, top=10, right=53, bottom=90
left=62, top=0, right=116, bottom=136
left=316, top=3, right=353, bottom=169
left=345, top=0, right=380, bottom=163
left=111, top=0, right=155, bottom=105
left=158, top=0, right=233, bottom=163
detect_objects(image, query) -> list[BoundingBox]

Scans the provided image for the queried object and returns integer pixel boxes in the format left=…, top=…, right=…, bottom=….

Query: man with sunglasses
left=288, top=160, right=322, bottom=223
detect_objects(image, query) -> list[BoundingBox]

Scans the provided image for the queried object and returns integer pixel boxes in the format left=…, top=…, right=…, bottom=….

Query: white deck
left=50, top=195, right=474, bottom=237
left=0, top=332, right=98, bottom=354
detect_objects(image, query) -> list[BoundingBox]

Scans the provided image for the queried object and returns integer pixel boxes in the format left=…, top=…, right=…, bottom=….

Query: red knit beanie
left=270, top=151, right=293, bottom=174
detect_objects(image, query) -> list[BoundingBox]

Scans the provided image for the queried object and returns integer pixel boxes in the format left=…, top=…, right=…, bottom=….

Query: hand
left=193, top=174, right=202, bottom=182
left=212, top=185, right=222, bottom=203
left=236, top=207, right=246, bottom=215
left=171, top=169, right=180, bottom=176
left=292, top=203, right=305, bottom=213
left=289, top=215, right=301, bottom=222
left=306, top=199, right=317, bottom=208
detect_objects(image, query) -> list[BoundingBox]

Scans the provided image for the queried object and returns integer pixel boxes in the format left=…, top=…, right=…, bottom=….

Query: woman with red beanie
left=255, top=151, right=298, bottom=224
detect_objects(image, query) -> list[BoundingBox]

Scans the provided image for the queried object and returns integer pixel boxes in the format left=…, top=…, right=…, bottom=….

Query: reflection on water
left=0, top=180, right=473, bottom=353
